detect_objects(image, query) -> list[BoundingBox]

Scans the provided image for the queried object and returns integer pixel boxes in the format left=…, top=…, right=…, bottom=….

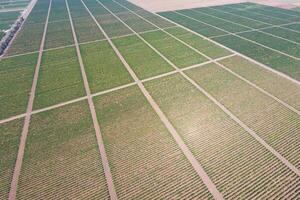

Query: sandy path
left=112, top=0, right=300, bottom=177
left=88, top=0, right=225, bottom=198
left=128, top=0, right=300, bottom=12
left=8, top=0, right=52, bottom=199
left=0, top=54, right=233, bottom=126
left=65, top=0, right=118, bottom=199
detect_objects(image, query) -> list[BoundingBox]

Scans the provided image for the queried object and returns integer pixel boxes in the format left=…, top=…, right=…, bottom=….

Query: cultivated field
left=0, top=0, right=299, bottom=199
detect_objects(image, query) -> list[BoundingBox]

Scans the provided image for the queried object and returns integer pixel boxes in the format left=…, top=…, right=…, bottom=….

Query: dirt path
left=65, top=0, right=118, bottom=199
left=113, top=0, right=300, bottom=177
left=84, top=0, right=224, bottom=199
left=0, top=54, right=233, bottom=127
left=8, top=0, right=52, bottom=199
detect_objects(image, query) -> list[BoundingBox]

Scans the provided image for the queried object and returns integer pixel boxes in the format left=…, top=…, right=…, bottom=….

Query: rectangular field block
left=144, top=73, right=300, bottom=199
left=94, top=86, right=212, bottom=199
left=112, top=34, right=174, bottom=79
left=34, top=47, right=85, bottom=109
left=80, top=40, right=133, bottom=93
left=0, top=119, right=23, bottom=200
left=0, top=53, right=38, bottom=120
left=185, top=63, right=300, bottom=169
left=17, top=101, right=110, bottom=199
left=141, top=30, right=208, bottom=68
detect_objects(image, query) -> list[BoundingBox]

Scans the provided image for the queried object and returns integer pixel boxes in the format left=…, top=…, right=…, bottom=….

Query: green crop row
left=0, top=119, right=23, bottom=200
left=17, top=101, right=110, bottom=199
left=141, top=30, right=207, bottom=68
left=68, top=0, right=104, bottom=43
left=144, top=72, right=300, bottom=198
left=34, top=47, right=85, bottom=109
left=0, top=53, right=38, bottom=119
left=6, top=0, right=50, bottom=55
left=185, top=63, right=300, bottom=169
left=220, top=55, right=300, bottom=111
left=213, top=35, right=300, bottom=80
left=94, top=85, right=212, bottom=199
left=177, top=9, right=250, bottom=33
left=80, top=40, right=133, bottom=93
left=83, top=0, right=133, bottom=38
left=159, top=11, right=226, bottom=37
left=238, top=31, right=300, bottom=58
left=112, top=34, right=174, bottom=79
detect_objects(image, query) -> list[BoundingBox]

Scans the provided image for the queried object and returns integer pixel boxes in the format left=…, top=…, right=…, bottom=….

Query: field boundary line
left=1, top=0, right=39, bottom=58
left=113, top=0, right=300, bottom=116
left=1, top=27, right=176, bottom=60
left=112, top=0, right=300, bottom=177
left=174, top=11, right=300, bottom=60
left=225, top=4, right=297, bottom=23
left=192, top=9, right=300, bottom=45
left=85, top=0, right=224, bottom=198
left=155, top=9, right=300, bottom=86
left=65, top=0, right=118, bottom=199
left=8, top=0, right=52, bottom=199
left=258, top=6, right=300, bottom=18
left=208, top=7, right=300, bottom=34
left=0, top=54, right=232, bottom=125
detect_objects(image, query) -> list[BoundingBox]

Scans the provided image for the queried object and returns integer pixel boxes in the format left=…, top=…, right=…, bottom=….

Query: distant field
left=0, top=0, right=31, bottom=11
left=159, top=2, right=300, bottom=80
left=0, top=10, right=21, bottom=40
left=0, top=0, right=300, bottom=199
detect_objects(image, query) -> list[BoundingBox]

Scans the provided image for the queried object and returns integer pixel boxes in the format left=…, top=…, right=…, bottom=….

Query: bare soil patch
left=128, top=0, right=300, bottom=12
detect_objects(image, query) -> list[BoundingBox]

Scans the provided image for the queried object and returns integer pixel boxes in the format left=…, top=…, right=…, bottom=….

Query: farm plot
left=83, top=0, right=133, bottom=38
left=48, top=0, right=69, bottom=22
left=144, top=74, right=300, bottom=199
left=114, top=0, right=175, bottom=28
left=261, top=27, right=300, bottom=43
left=0, top=11, right=20, bottom=33
left=44, top=0, right=74, bottom=49
left=283, top=23, right=300, bottom=32
left=0, top=119, right=23, bottom=200
left=213, top=35, right=300, bottom=80
left=94, top=86, right=212, bottom=199
left=0, top=0, right=30, bottom=10
left=176, top=9, right=250, bottom=33
left=99, top=0, right=157, bottom=33
left=0, top=53, right=37, bottom=120
left=159, top=11, right=226, bottom=37
left=237, top=31, right=300, bottom=58
left=227, top=2, right=300, bottom=21
left=165, top=27, right=231, bottom=59
left=219, top=55, right=300, bottom=110
left=185, top=63, right=300, bottom=169
left=67, top=0, right=105, bottom=43
left=194, top=7, right=269, bottom=29
left=159, top=3, right=300, bottom=80
left=211, top=4, right=291, bottom=25
left=140, top=30, right=207, bottom=68
left=44, top=20, right=74, bottom=49
left=34, top=47, right=85, bottom=109
left=112, top=34, right=174, bottom=79
left=16, top=101, right=110, bottom=199
left=6, top=0, right=50, bottom=55
left=80, top=40, right=133, bottom=93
